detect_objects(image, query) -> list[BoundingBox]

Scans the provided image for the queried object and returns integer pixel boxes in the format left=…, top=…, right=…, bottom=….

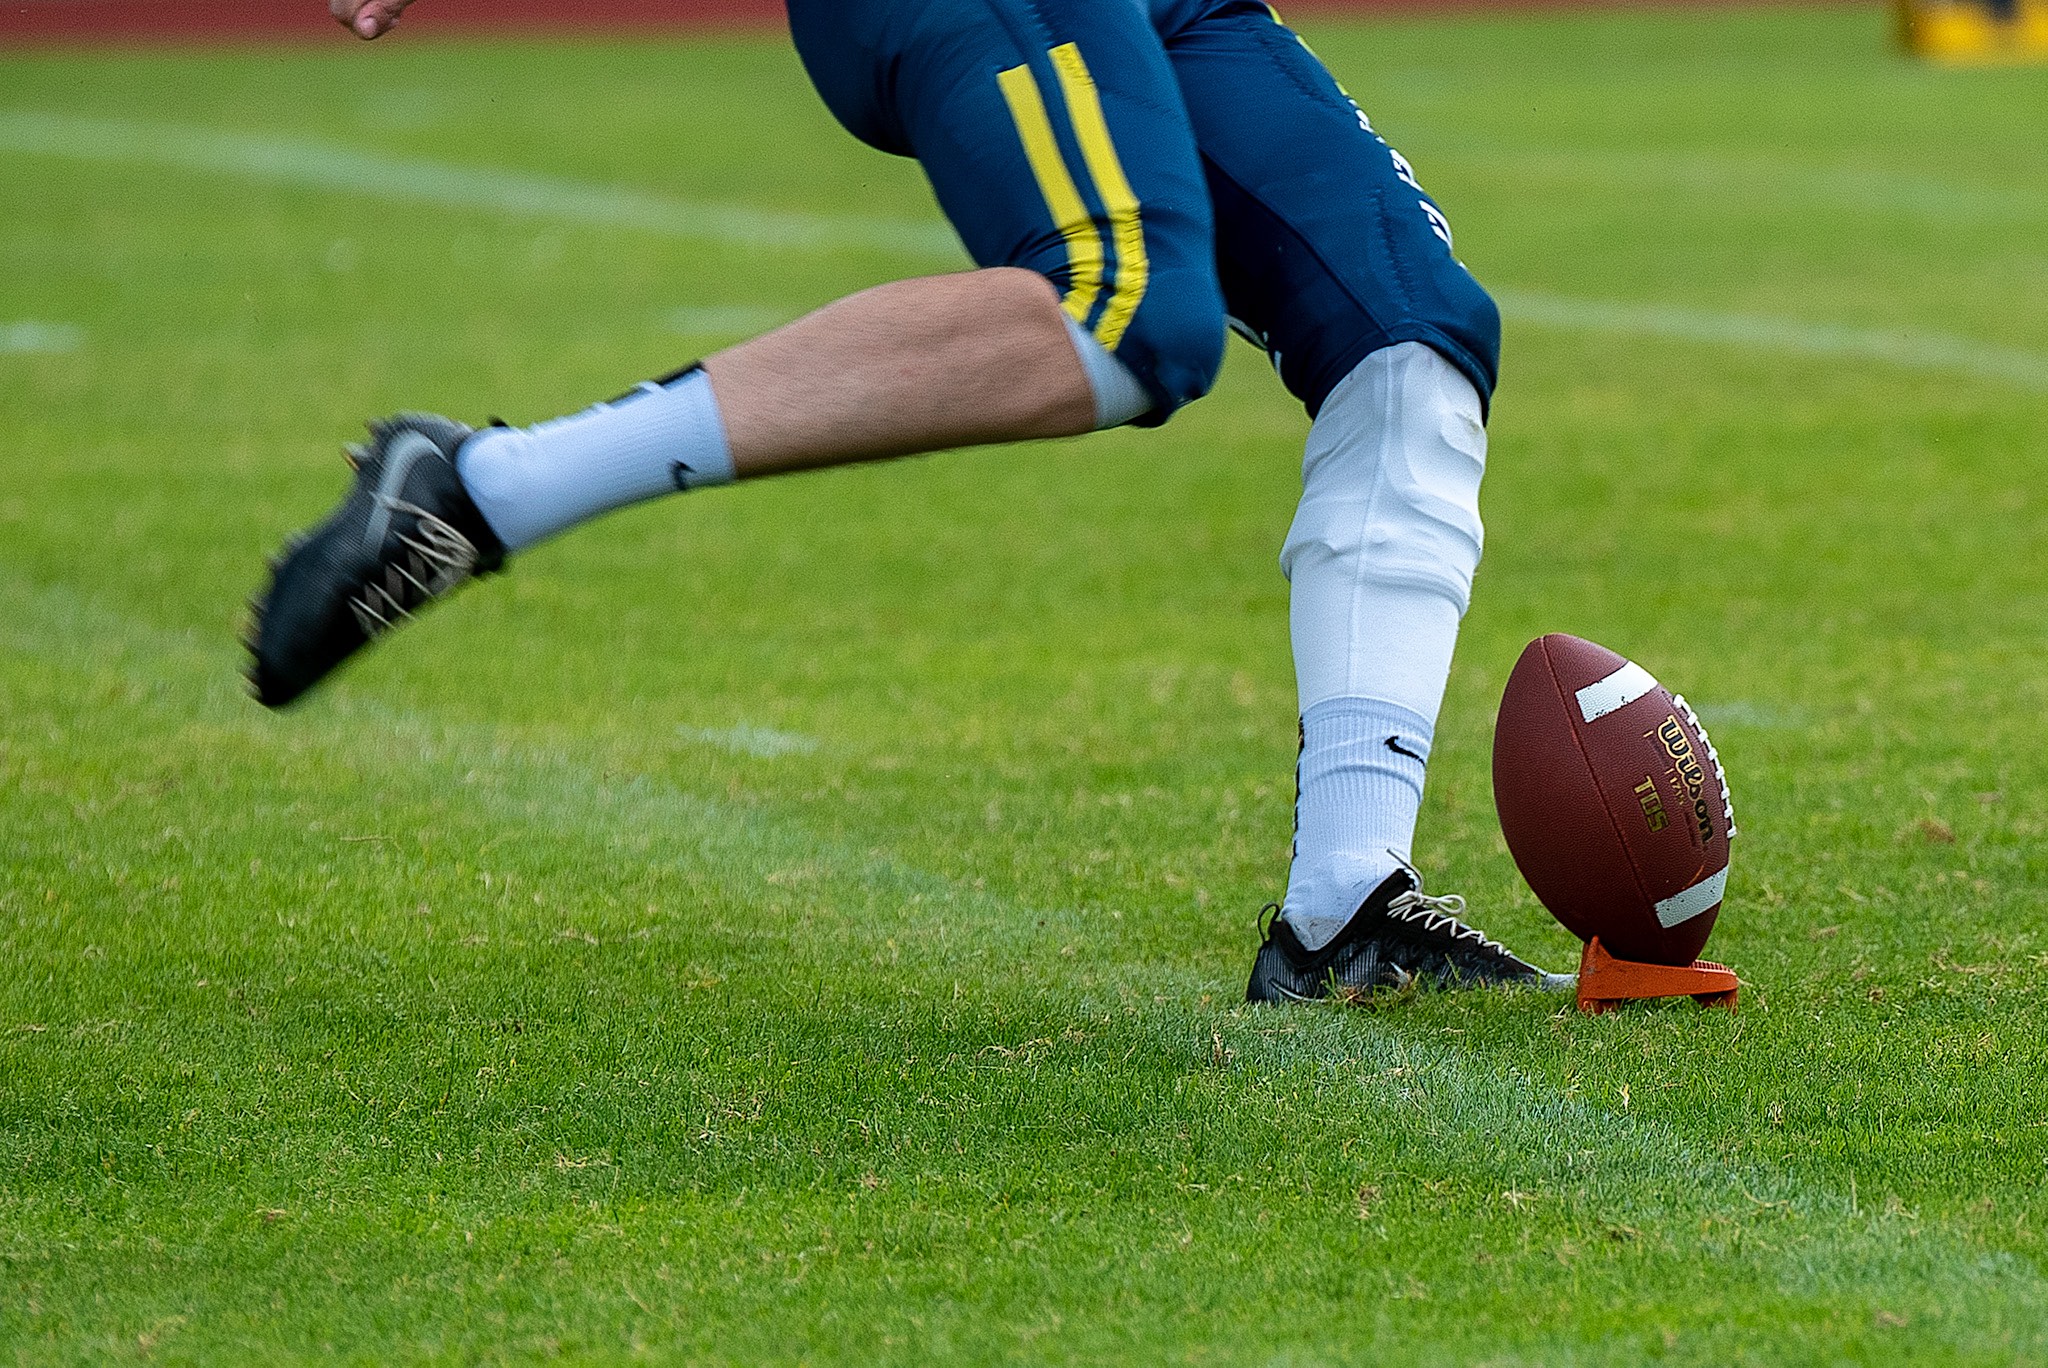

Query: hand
left=329, top=0, right=415, bottom=39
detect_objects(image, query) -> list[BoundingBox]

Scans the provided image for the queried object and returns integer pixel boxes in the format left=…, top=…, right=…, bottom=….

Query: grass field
left=4, top=5, right=2048, bottom=1361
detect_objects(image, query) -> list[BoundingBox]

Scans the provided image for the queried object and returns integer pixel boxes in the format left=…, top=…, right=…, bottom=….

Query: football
left=1492, top=634, right=1737, bottom=966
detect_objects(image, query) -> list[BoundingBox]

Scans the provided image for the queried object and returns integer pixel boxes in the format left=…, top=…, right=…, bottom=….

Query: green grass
left=4, top=5, right=2048, bottom=1361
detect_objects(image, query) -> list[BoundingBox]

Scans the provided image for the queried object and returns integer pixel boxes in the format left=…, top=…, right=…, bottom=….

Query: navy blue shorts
left=786, top=0, right=1501, bottom=425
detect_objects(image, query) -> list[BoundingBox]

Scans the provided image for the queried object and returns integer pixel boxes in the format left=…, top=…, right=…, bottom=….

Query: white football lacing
left=348, top=499, right=479, bottom=638
left=1671, top=693, right=1738, bottom=839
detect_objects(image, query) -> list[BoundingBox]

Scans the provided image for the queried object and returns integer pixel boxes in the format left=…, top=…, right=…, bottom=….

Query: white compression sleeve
left=1280, top=341, right=1486, bottom=721
left=1277, top=342, right=1488, bottom=948
left=1063, top=315, right=1154, bottom=430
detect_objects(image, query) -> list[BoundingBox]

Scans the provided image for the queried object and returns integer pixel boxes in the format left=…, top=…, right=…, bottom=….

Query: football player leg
left=248, top=0, right=1226, bottom=707
left=1157, top=3, right=1565, bottom=999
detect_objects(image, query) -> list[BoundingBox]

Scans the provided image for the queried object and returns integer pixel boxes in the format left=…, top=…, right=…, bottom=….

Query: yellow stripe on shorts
left=1264, top=3, right=1359, bottom=102
left=1046, top=43, right=1149, bottom=353
left=996, top=61, right=1104, bottom=331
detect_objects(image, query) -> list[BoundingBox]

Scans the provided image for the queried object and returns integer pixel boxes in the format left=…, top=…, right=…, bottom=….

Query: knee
left=1281, top=342, right=1487, bottom=614
left=1105, top=267, right=1226, bottom=425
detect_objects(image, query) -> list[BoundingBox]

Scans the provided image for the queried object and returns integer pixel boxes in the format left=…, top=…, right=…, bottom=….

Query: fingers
left=329, top=0, right=411, bottom=40
left=355, top=1, right=404, bottom=39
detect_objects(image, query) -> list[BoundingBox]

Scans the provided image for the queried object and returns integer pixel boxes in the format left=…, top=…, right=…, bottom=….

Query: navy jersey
left=786, top=0, right=1500, bottom=424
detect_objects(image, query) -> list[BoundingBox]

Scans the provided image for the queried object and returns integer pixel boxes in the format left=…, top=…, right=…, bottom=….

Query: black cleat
left=1246, top=867, right=1571, bottom=1004
left=247, top=413, right=505, bottom=708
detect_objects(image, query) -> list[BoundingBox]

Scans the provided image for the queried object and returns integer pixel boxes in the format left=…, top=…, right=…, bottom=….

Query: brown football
left=1492, top=634, right=1736, bottom=966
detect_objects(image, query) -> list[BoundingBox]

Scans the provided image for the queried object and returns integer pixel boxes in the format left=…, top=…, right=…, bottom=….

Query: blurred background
left=11, top=0, right=2042, bottom=54
left=4, top=0, right=2048, bottom=1359
left=5, top=0, right=2046, bottom=63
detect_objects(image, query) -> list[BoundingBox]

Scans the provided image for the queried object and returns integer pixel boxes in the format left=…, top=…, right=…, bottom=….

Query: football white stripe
left=1576, top=660, right=1659, bottom=723
left=1655, top=867, right=1728, bottom=928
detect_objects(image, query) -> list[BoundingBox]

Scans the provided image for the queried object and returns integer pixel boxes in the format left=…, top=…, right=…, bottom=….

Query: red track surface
left=2, top=0, right=1789, bottom=45
left=2, top=0, right=785, bottom=42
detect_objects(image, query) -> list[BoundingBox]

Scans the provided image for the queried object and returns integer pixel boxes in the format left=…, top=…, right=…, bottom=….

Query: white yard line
left=0, top=568, right=1079, bottom=956
left=0, top=110, right=963, bottom=260
left=7, top=563, right=2048, bottom=1349
left=676, top=723, right=820, bottom=758
left=1496, top=288, right=2048, bottom=393
left=7, top=111, right=2044, bottom=394
left=1224, top=1012, right=2048, bottom=1340
left=0, top=320, right=83, bottom=355
left=1432, top=144, right=2048, bottom=228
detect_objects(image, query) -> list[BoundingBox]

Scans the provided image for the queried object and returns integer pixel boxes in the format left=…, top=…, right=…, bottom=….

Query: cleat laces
left=1255, top=901, right=1282, bottom=939
left=1380, top=887, right=1514, bottom=959
left=346, top=498, right=482, bottom=638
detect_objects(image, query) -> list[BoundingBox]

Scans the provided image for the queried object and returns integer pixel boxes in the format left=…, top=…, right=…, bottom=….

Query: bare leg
left=705, top=267, right=1097, bottom=478
left=450, top=266, right=1107, bottom=556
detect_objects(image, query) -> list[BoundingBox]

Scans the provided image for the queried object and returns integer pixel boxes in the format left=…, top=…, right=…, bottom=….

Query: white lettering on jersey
left=1419, top=200, right=1453, bottom=248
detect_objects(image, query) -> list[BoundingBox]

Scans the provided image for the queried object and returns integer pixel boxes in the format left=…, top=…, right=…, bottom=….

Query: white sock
left=1276, top=342, right=1487, bottom=950
left=456, top=367, right=735, bottom=554
left=455, top=312, right=1135, bottom=554
left=1281, top=697, right=1432, bottom=950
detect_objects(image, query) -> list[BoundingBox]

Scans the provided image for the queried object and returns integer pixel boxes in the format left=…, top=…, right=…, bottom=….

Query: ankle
left=1281, top=851, right=1406, bottom=951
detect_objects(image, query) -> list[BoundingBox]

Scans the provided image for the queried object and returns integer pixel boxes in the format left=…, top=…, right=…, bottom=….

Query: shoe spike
left=344, top=442, right=367, bottom=471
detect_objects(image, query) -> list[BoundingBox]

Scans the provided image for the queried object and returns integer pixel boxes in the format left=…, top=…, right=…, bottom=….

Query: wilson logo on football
left=1652, top=714, right=1715, bottom=847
